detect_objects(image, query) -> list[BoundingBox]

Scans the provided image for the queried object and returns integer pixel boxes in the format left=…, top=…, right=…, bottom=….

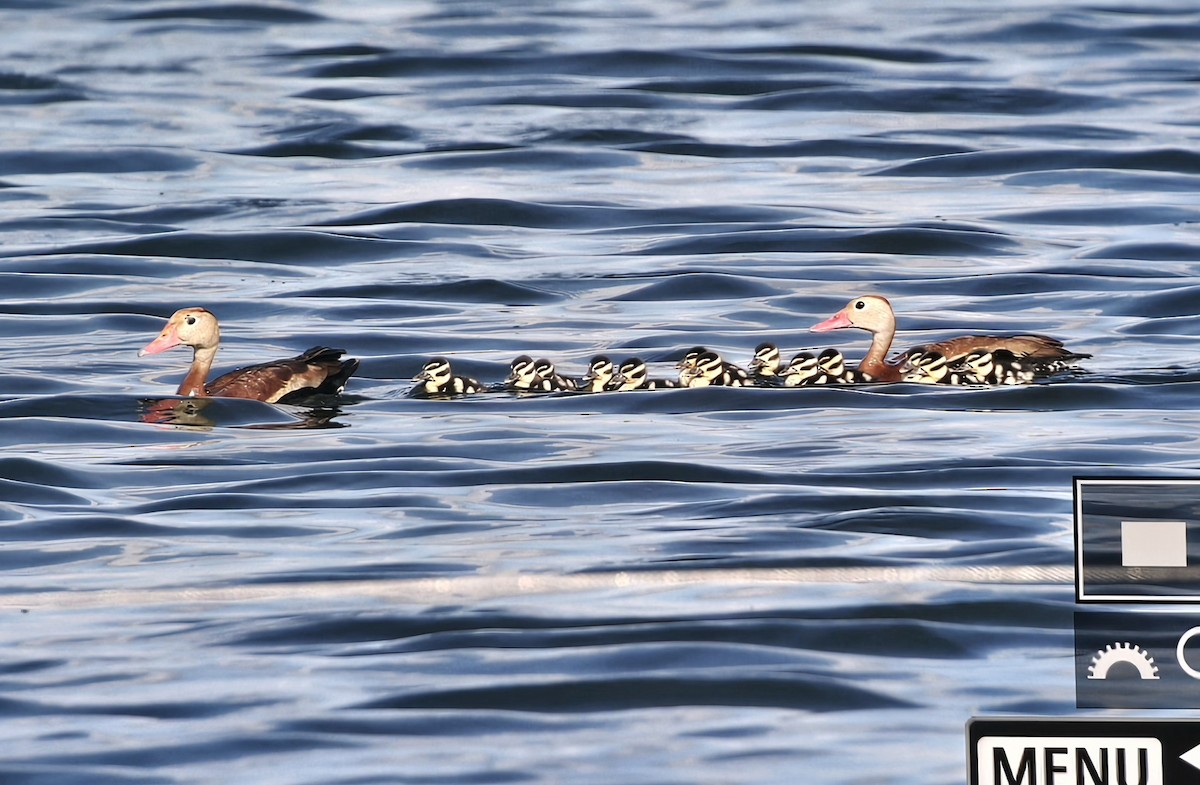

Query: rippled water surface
left=4, top=1, right=1200, bottom=783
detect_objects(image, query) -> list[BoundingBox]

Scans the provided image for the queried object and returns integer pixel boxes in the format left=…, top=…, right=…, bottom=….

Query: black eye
left=854, top=300, right=866, bottom=310
left=185, top=315, right=196, bottom=325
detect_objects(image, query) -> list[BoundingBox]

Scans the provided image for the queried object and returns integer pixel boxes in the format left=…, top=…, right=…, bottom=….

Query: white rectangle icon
left=977, top=736, right=1163, bottom=785
left=1122, top=520, right=1188, bottom=568
left=1076, top=478, right=1200, bottom=601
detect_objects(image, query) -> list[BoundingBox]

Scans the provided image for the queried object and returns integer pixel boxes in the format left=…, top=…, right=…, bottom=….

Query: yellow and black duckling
left=578, top=355, right=618, bottom=392
left=902, top=350, right=990, bottom=385
left=533, top=357, right=577, bottom=392
left=901, top=350, right=952, bottom=384
left=961, top=348, right=1037, bottom=385
left=779, top=352, right=821, bottom=387
left=613, top=357, right=681, bottom=391
left=748, top=342, right=783, bottom=383
left=905, top=346, right=1075, bottom=385
left=676, top=345, right=709, bottom=385
left=681, top=350, right=754, bottom=387
left=815, top=348, right=868, bottom=384
left=505, top=355, right=555, bottom=392
left=411, top=357, right=485, bottom=397
left=902, top=348, right=1037, bottom=386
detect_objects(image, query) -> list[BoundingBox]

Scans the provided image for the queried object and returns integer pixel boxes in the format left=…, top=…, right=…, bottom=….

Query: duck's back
left=207, top=346, right=358, bottom=403
left=917, top=333, right=1088, bottom=363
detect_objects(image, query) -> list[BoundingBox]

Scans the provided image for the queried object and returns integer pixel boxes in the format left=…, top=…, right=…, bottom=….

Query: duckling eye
left=185, top=315, right=196, bottom=325
left=854, top=300, right=866, bottom=310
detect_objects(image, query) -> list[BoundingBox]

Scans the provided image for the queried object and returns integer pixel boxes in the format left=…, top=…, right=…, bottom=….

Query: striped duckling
left=777, top=349, right=857, bottom=386
left=815, top=348, right=868, bottom=384
left=779, top=352, right=821, bottom=387
left=412, top=357, right=485, bottom=397
left=578, top=355, right=618, bottom=392
left=681, top=350, right=753, bottom=388
left=505, top=355, right=555, bottom=392
left=902, top=350, right=993, bottom=385
left=533, top=357, right=577, bottom=392
left=902, top=350, right=963, bottom=385
left=961, top=348, right=1037, bottom=385
left=902, top=349, right=1036, bottom=386
left=748, top=342, right=783, bottom=384
left=676, top=345, right=709, bottom=386
left=613, top=357, right=681, bottom=391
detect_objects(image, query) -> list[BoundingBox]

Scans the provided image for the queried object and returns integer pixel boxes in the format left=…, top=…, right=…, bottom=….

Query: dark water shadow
left=138, top=397, right=349, bottom=430
left=0, top=393, right=351, bottom=431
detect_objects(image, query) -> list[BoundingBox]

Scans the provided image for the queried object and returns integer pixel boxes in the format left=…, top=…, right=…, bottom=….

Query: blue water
left=3, top=1, right=1200, bottom=783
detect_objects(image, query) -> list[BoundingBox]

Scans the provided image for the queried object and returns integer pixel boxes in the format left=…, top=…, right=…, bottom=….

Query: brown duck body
left=811, top=295, right=1088, bottom=382
left=140, top=308, right=358, bottom=403
left=203, top=346, right=358, bottom=403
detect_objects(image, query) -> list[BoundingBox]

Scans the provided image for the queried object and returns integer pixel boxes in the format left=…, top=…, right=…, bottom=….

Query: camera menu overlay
left=1075, top=479, right=1200, bottom=603
left=1073, top=478, right=1200, bottom=712
left=1075, top=610, right=1200, bottom=709
left=972, top=480, right=1200, bottom=785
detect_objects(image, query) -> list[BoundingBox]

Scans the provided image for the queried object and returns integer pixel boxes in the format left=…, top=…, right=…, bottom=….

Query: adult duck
left=810, top=295, right=1088, bottom=383
left=139, top=307, right=358, bottom=403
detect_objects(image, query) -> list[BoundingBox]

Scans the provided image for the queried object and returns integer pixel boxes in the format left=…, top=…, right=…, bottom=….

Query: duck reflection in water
left=139, top=397, right=346, bottom=429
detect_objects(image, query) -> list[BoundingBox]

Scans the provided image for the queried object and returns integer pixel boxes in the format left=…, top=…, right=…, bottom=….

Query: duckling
left=902, top=350, right=950, bottom=384
left=683, top=351, right=753, bottom=387
left=533, top=357, right=577, bottom=392
left=676, top=345, right=709, bottom=386
left=613, top=357, right=681, bottom=391
left=901, top=350, right=995, bottom=386
left=411, top=357, right=485, bottom=397
left=505, top=355, right=555, bottom=392
left=779, top=352, right=821, bottom=387
left=748, top=342, right=783, bottom=383
left=578, top=355, right=618, bottom=392
left=962, top=348, right=1036, bottom=385
left=815, top=348, right=868, bottom=384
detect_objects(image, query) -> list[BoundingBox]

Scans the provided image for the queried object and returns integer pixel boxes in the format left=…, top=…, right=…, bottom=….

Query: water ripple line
left=1, top=565, right=1073, bottom=611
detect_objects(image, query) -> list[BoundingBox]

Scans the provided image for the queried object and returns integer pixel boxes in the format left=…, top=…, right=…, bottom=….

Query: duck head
left=139, top=307, right=220, bottom=356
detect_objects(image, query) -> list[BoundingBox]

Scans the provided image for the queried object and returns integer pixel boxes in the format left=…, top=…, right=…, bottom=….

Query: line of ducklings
left=411, top=342, right=1047, bottom=398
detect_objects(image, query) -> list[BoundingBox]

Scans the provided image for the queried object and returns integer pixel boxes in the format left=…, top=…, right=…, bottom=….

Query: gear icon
left=1087, top=642, right=1159, bottom=680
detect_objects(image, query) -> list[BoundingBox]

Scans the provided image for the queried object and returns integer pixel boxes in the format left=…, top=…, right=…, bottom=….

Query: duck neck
left=858, top=324, right=896, bottom=379
left=177, top=345, right=215, bottom=396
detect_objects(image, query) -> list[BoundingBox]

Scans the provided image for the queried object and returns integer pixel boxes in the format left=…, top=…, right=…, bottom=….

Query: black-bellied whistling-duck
left=139, top=307, right=358, bottom=403
left=411, top=357, right=484, bottom=397
left=810, top=295, right=1089, bottom=383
